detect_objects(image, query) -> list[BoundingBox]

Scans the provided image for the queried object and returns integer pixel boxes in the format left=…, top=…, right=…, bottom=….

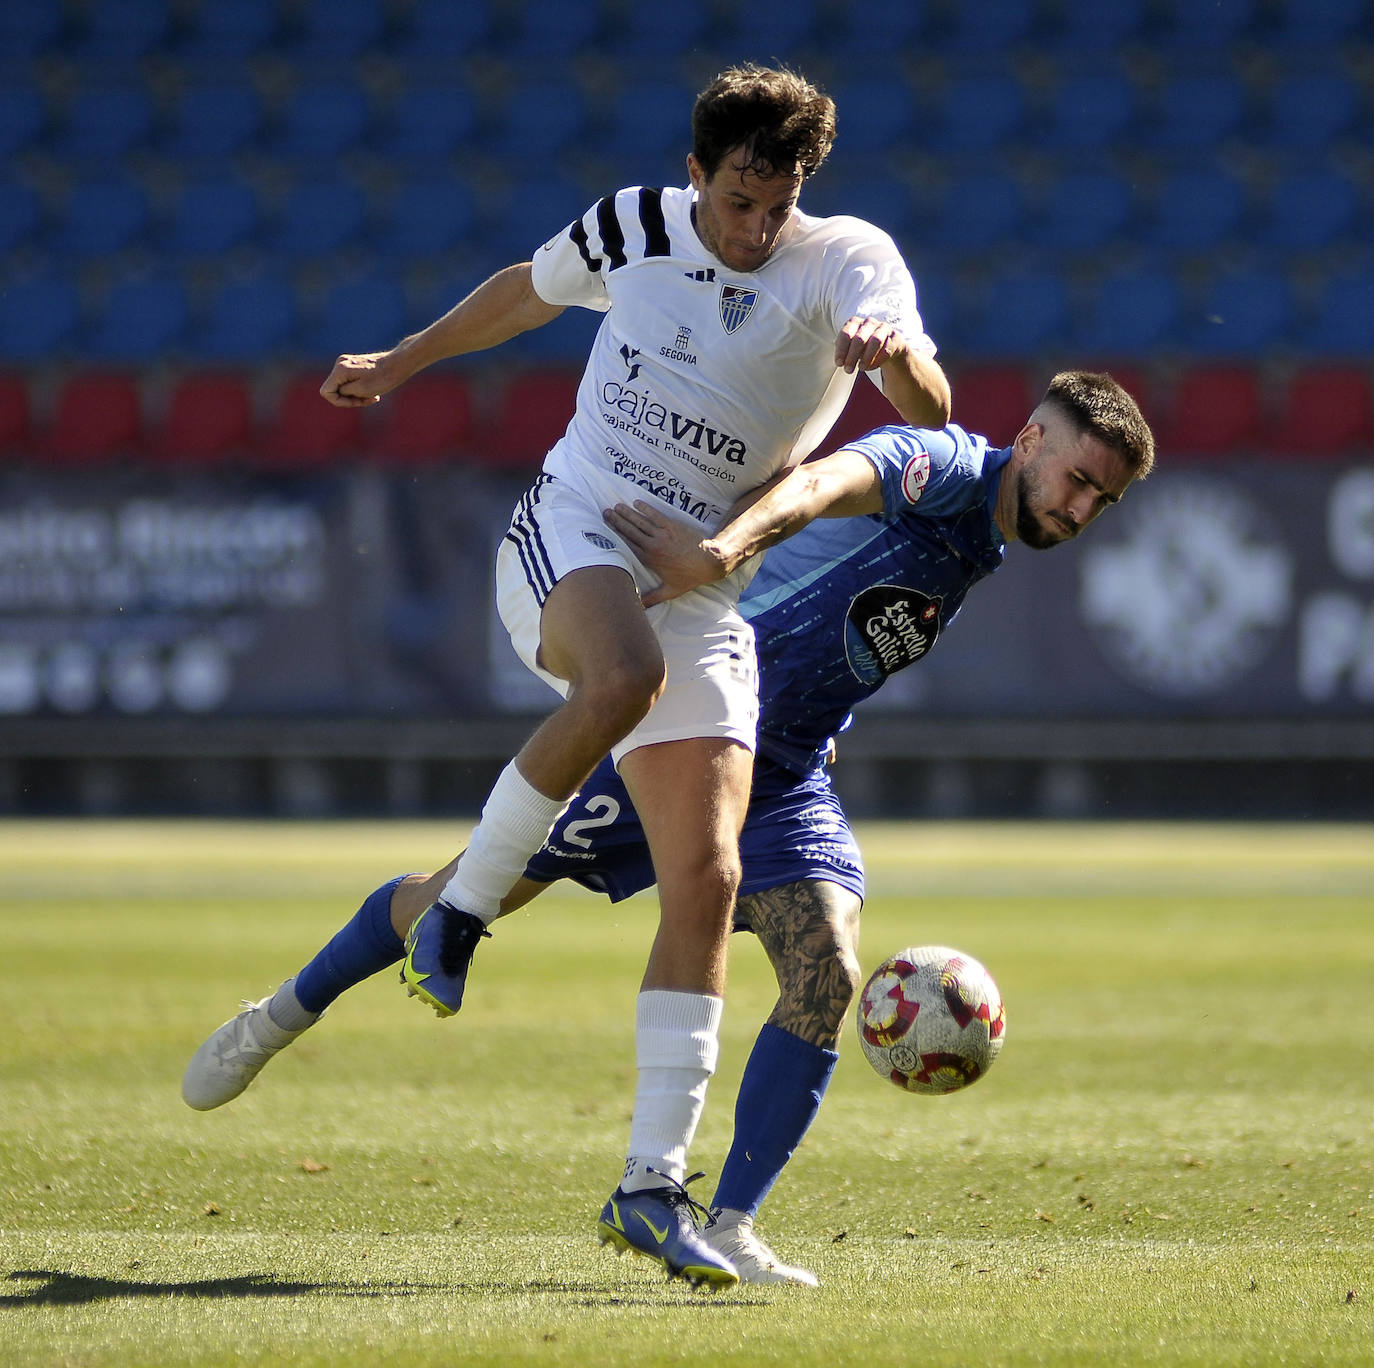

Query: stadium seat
left=0, top=82, right=47, bottom=160
left=375, top=86, right=478, bottom=164
left=1304, top=269, right=1374, bottom=356
left=1266, top=0, right=1367, bottom=45
left=391, top=0, right=491, bottom=55
left=938, top=0, right=1038, bottom=51
left=1037, top=69, right=1138, bottom=151
left=71, top=0, right=172, bottom=58
left=1153, top=0, right=1259, bottom=47
left=160, top=178, right=261, bottom=257
left=1259, top=72, right=1360, bottom=151
left=962, top=271, right=1071, bottom=358
left=1075, top=266, right=1184, bottom=356
left=306, top=276, right=408, bottom=358
left=494, top=176, right=588, bottom=256
left=502, top=0, right=601, bottom=58
left=1271, top=366, right=1374, bottom=458
left=490, top=78, right=589, bottom=163
left=53, top=178, right=150, bottom=258
left=85, top=277, right=191, bottom=363
left=176, top=0, right=279, bottom=56
left=1188, top=268, right=1294, bottom=355
left=0, top=277, right=81, bottom=362
left=0, top=376, right=33, bottom=454
left=716, top=0, right=820, bottom=57
left=827, top=77, right=918, bottom=154
left=1044, top=0, right=1148, bottom=49
left=369, top=372, right=476, bottom=465
left=1258, top=166, right=1358, bottom=252
left=1143, top=168, right=1246, bottom=251
left=272, top=82, right=372, bottom=162
left=1160, top=365, right=1262, bottom=455
left=258, top=374, right=364, bottom=469
left=373, top=178, right=478, bottom=257
left=926, top=72, right=1028, bottom=153
left=1029, top=168, right=1134, bottom=251
left=913, top=169, right=1024, bottom=254
left=194, top=274, right=298, bottom=361
left=268, top=179, right=368, bottom=258
left=160, top=84, right=265, bottom=162
left=53, top=84, right=156, bottom=163
left=604, top=80, right=697, bottom=169
left=948, top=366, right=1035, bottom=445
left=152, top=372, right=255, bottom=466
left=1141, top=73, right=1248, bottom=152
left=0, top=0, right=63, bottom=56
left=289, top=0, right=387, bottom=58
left=43, top=373, right=145, bottom=464
left=479, top=370, right=580, bottom=468
left=830, top=0, right=929, bottom=54
left=0, top=181, right=41, bottom=254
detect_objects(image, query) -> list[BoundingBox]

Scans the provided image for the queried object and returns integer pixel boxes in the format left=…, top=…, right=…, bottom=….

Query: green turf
left=1, top=820, right=1370, bottom=1366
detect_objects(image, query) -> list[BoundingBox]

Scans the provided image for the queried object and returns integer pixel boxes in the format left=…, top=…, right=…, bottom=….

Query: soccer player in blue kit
left=184, top=371, right=1154, bottom=1285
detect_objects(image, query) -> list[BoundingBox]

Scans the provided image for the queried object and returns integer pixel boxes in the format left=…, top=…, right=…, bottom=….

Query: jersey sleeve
left=842, top=425, right=986, bottom=522
left=823, top=220, right=935, bottom=357
left=528, top=197, right=616, bottom=312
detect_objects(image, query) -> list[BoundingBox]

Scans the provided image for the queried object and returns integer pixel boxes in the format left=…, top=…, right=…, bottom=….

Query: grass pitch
left=1, top=819, right=1371, bottom=1367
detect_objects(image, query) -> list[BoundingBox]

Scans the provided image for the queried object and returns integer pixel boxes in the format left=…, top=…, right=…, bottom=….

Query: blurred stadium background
left=1, top=0, right=1371, bottom=820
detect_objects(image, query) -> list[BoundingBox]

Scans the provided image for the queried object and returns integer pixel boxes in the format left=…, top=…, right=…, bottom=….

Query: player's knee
left=579, top=651, right=666, bottom=729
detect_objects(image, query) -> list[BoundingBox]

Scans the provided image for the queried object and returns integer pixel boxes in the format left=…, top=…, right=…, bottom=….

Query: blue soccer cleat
left=400, top=900, right=490, bottom=1017
left=597, top=1171, right=739, bottom=1287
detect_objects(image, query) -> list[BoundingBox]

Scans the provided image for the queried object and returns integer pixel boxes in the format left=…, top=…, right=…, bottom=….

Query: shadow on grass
left=1, top=1270, right=769, bottom=1309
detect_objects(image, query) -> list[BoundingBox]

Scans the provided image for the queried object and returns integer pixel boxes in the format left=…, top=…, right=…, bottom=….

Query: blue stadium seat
left=716, top=0, right=820, bottom=56
left=1144, top=168, right=1246, bottom=251
left=502, top=0, right=601, bottom=59
left=830, top=0, right=929, bottom=54
left=913, top=169, right=1024, bottom=253
left=1075, top=266, right=1184, bottom=355
left=806, top=174, right=915, bottom=241
left=490, top=78, right=589, bottom=162
left=0, top=0, right=63, bottom=56
left=290, top=0, right=387, bottom=58
left=375, top=85, right=478, bottom=164
left=374, top=179, right=478, bottom=257
left=0, top=277, right=81, bottom=361
left=85, top=276, right=190, bottom=361
left=1259, top=72, right=1360, bottom=151
left=1030, top=168, right=1134, bottom=251
left=1153, top=0, right=1259, bottom=47
left=1259, top=166, right=1359, bottom=251
left=604, top=80, right=697, bottom=170
left=0, top=82, right=46, bottom=159
left=72, top=0, right=172, bottom=58
left=176, top=0, right=279, bottom=57
left=54, top=179, right=151, bottom=257
left=195, top=274, right=298, bottom=360
left=1044, top=0, right=1148, bottom=49
left=827, top=77, right=918, bottom=154
left=1038, top=69, right=1137, bottom=151
left=1303, top=268, right=1374, bottom=355
left=963, top=270, right=1071, bottom=356
left=391, top=0, right=491, bottom=55
left=272, top=82, right=372, bottom=161
left=0, top=181, right=41, bottom=253
left=1142, top=73, right=1248, bottom=152
left=927, top=72, right=1028, bottom=153
left=306, top=276, right=408, bottom=357
left=268, top=180, right=368, bottom=258
left=913, top=273, right=955, bottom=350
left=602, top=0, right=708, bottom=56
left=54, top=84, right=156, bottom=163
left=1188, top=267, right=1294, bottom=354
left=160, top=83, right=264, bottom=162
left=938, top=0, right=1038, bottom=51
left=1267, top=0, right=1368, bottom=45
left=160, top=178, right=261, bottom=257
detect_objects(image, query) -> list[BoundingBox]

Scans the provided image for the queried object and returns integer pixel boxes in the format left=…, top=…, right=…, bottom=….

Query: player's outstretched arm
left=834, top=315, right=951, bottom=430
left=606, top=447, right=884, bottom=605
left=320, top=263, right=564, bottom=408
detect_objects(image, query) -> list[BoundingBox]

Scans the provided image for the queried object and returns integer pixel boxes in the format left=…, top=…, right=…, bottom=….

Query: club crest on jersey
left=719, top=284, right=758, bottom=334
left=901, top=448, right=932, bottom=504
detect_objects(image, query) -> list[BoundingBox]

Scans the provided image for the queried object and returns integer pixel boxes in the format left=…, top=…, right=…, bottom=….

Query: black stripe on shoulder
left=637, top=187, right=670, bottom=258
left=568, top=219, right=602, bottom=274
left=597, top=195, right=628, bottom=271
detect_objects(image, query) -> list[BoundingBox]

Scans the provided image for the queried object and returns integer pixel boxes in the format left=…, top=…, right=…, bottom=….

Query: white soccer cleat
left=704, top=1210, right=819, bottom=1287
left=181, top=978, right=314, bottom=1111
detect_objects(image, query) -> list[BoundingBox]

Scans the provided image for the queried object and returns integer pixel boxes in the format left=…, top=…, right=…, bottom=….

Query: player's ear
left=1014, top=421, right=1042, bottom=458
left=687, top=154, right=706, bottom=190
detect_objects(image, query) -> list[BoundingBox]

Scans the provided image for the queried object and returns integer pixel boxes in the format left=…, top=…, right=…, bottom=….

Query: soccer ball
left=856, top=945, right=1006, bottom=1094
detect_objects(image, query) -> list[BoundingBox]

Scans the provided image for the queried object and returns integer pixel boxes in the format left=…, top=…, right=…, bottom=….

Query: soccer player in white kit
left=317, top=64, right=949, bottom=1285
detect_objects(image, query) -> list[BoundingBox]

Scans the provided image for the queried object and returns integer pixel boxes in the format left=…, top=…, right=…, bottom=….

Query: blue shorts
left=524, top=756, right=865, bottom=922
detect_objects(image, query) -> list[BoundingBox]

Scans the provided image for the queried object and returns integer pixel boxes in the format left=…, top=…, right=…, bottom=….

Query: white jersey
left=529, top=184, right=935, bottom=533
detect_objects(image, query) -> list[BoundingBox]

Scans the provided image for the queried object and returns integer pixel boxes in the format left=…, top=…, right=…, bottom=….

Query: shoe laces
left=437, top=904, right=491, bottom=976
left=644, top=1168, right=715, bottom=1230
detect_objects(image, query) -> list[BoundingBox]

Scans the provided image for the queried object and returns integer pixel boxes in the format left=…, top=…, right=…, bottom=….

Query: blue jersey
left=745, top=423, right=1011, bottom=776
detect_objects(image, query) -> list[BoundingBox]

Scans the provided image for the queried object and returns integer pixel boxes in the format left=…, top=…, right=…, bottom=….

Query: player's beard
left=1013, top=461, right=1076, bottom=550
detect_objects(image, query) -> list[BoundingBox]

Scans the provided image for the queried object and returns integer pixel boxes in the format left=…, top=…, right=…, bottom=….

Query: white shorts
left=495, top=475, right=759, bottom=762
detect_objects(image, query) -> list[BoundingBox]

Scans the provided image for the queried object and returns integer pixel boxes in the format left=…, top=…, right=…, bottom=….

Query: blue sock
left=711, top=1023, right=838, bottom=1217
left=292, top=874, right=411, bottom=1014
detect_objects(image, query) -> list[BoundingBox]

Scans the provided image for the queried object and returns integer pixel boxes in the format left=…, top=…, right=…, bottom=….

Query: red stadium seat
left=369, top=371, right=476, bottom=465
left=258, top=373, right=364, bottom=468
left=1160, top=365, right=1262, bottom=456
left=43, top=372, right=144, bottom=463
left=951, top=364, right=1034, bottom=446
left=480, top=369, right=579, bottom=469
left=1271, top=365, right=1374, bottom=458
left=153, top=372, right=255, bottom=466
left=0, top=374, right=33, bottom=453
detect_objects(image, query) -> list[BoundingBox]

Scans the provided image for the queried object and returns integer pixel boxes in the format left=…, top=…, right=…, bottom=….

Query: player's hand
left=603, top=501, right=729, bottom=607
left=320, top=352, right=398, bottom=408
left=835, top=316, right=908, bottom=374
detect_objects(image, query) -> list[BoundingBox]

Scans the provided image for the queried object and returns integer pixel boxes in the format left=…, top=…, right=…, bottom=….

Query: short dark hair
left=1043, top=370, right=1156, bottom=478
left=691, top=64, right=836, bottom=182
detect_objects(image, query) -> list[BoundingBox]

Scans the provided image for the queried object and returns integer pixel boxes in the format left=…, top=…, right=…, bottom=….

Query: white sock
left=265, top=977, right=318, bottom=1033
left=621, top=990, right=723, bottom=1193
left=440, top=762, right=570, bottom=923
